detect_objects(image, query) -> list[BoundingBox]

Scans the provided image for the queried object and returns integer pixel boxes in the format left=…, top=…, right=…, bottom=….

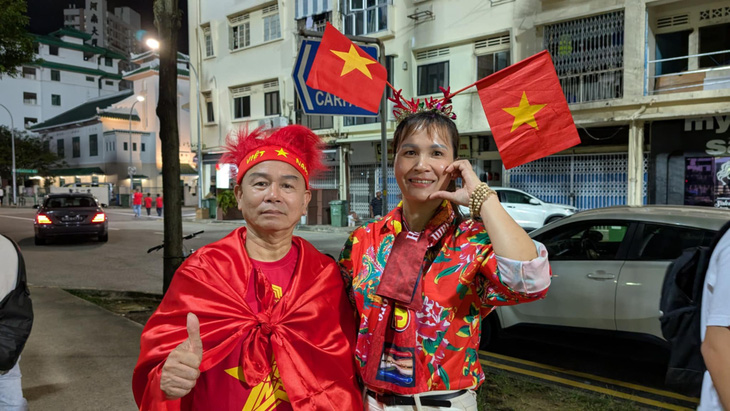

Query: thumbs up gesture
left=160, top=313, right=203, bottom=400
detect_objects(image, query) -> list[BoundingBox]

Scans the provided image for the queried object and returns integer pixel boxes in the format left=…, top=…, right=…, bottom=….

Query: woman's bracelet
left=469, top=182, right=497, bottom=218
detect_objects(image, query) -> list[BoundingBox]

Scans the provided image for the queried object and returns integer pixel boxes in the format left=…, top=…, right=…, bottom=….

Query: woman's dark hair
left=393, top=111, right=459, bottom=156
left=392, top=111, right=465, bottom=223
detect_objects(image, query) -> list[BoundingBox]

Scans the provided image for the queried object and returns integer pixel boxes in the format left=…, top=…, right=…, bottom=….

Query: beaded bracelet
left=469, top=182, right=497, bottom=218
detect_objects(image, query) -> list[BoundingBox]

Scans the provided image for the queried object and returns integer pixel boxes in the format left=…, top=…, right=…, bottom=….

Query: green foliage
left=0, top=0, right=36, bottom=77
left=0, top=126, right=65, bottom=181
left=217, top=189, right=238, bottom=214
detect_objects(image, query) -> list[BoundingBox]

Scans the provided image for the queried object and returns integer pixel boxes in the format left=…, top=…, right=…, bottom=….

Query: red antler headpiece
left=220, top=125, right=326, bottom=188
left=388, top=86, right=457, bottom=123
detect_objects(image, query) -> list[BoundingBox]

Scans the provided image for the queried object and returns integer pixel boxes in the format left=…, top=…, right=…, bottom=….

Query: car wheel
left=34, top=235, right=45, bottom=246
left=99, top=233, right=108, bottom=243
left=545, top=216, right=564, bottom=225
left=479, top=312, right=501, bottom=350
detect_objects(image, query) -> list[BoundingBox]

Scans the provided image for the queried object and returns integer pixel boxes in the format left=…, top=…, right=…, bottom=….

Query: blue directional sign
left=293, top=39, right=379, bottom=116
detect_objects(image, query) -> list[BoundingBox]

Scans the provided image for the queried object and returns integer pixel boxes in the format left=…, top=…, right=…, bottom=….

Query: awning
left=47, top=167, right=105, bottom=176
left=295, top=0, right=331, bottom=19
left=180, top=164, right=198, bottom=175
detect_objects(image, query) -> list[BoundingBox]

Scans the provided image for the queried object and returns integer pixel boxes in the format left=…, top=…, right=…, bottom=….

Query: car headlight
left=565, top=208, right=578, bottom=214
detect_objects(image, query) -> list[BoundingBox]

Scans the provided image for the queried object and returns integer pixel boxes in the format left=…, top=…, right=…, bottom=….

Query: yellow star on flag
left=275, top=148, right=288, bottom=157
left=331, top=45, right=376, bottom=79
left=502, top=92, right=547, bottom=132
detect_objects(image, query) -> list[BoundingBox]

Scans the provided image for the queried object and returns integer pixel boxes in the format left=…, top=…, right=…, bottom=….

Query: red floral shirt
left=339, top=202, right=550, bottom=393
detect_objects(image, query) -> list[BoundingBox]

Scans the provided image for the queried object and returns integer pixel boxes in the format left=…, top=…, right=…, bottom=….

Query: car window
left=534, top=222, right=630, bottom=261
left=633, top=223, right=715, bottom=260
left=45, top=197, right=96, bottom=208
left=501, top=190, right=532, bottom=204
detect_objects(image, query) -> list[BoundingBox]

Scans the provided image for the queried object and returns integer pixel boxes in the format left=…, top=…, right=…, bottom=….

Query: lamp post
left=0, top=103, right=17, bottom=206
left=146, top=38, right=203, bottom=209
left=129, top=95, right=145, bottom=202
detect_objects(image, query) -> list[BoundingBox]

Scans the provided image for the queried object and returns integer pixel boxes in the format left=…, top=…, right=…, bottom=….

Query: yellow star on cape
left=502, top=92, right=547, bottom=132
left=275, top=148, right=288, bottom=157
left=331, top=45, right=376, bottom=79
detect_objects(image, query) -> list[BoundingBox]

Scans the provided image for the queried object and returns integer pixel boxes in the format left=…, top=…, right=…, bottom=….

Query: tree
left=0, top=0, right=35, bottom=77
left=0, top=126, right=65, bottom=182
left=154, top=0, right=183, bottom=294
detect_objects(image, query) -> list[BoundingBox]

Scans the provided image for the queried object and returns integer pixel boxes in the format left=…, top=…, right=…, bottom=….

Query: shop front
left=650, top=116, right=730, bottom=209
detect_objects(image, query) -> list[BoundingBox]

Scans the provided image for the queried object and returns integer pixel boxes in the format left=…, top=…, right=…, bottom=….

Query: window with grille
left=105, top=57, right=113, bottom=67
left=23, top=92, right=37, bottom=105
left=476, top=51, right=510, bottom=80
left=52, top=94, right=62, bottom=106
left=89, top=134, right=98, bottom=157
left=232, top=86, right=251, bottom=119
left=265, top=91, right=280, bottom=116
left=203, top=26, right=214, bottom=57
left=229, top=14, right=250, bottom=50
left=204, top=93, right=215, bottom=123
left=543, top=10, right=624, bottom=103
left=343, top=0, right=389, bottom=36
left=22, top=67, right=36, bottom=79
left=51, top=69, right=60, bottom=81
left=699, top=23, right=730, bottom=68
left=24, top=117, right=37, bottom=127
left=49, top=45, right=59, bottom=56
left=417, top=61, right=449, bottom=95
left=263, top=7, right=281, bottom=41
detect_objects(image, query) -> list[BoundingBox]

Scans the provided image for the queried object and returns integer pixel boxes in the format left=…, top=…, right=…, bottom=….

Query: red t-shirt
left=133, top=192, right=143, bottom=206
left=190, top=244, right=298, bottom=410
left=144, top=197, right=153, bottom=208
left=155, top=197, right=163, bottom=208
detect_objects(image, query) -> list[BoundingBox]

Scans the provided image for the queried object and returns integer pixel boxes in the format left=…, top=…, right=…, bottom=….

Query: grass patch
left=65, top=289, right=162, bottom=325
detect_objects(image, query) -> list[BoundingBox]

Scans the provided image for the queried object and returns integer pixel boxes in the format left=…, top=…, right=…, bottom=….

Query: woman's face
left=394, top=126, right=455, bottom=205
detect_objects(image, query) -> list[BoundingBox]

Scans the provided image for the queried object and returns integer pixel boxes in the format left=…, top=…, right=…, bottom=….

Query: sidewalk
left=183, top=215, right=357, bottom=234
left=21, top=287, right=141, bottom=410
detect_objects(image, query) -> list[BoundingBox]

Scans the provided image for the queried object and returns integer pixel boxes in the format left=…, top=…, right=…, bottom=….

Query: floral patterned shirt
left=339, top=203, right=550, bottom=393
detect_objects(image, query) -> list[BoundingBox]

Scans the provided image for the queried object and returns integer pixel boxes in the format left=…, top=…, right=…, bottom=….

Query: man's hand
left=160, top=313, right=203, bottom=400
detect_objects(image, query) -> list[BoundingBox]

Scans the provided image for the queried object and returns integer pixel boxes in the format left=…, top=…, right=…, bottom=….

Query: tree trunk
left=154, top=0, right=183, bottom=294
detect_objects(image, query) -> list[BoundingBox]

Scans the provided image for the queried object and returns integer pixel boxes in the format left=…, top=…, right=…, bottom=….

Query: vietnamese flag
left=476, top=50, right=580, bottom=169
left=306, top=23, right=387, bottom=113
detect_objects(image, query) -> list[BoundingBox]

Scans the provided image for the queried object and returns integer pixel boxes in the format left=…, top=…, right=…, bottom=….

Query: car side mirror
left=33, top=204, right=40, bottom=209
left=529, top=198, right=541, bottom=205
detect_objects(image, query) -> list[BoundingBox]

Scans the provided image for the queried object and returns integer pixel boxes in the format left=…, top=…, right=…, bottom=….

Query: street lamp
left=146, top=38, right=204, bottom=209
left=0, top=103, right=17, bottom=206
left=129, top=95, right=145, bottom=202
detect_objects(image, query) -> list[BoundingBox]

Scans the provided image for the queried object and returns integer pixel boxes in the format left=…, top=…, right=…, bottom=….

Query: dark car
left=34, top=193, right=108, bottom=245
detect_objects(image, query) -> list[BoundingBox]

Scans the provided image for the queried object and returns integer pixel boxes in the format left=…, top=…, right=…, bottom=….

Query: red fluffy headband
left=220, top=125, right=326, bottom=189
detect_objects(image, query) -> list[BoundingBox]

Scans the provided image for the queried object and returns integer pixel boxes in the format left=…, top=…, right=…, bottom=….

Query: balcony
left=647, top=49, right=730, bottom=95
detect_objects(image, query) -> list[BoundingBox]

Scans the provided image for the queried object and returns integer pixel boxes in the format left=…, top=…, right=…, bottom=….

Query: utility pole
left=154, top=0, right=183, bottom=294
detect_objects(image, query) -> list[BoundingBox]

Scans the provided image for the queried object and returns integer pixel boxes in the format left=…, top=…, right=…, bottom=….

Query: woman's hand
left=428, top=159, right=481, bottom=206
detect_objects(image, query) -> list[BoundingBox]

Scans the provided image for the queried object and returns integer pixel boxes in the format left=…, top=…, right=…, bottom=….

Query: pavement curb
left=183, top=217, right=354, bottom=234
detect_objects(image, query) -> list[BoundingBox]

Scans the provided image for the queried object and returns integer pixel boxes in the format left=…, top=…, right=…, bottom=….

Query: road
left=0, top=206, right=350, bottom=294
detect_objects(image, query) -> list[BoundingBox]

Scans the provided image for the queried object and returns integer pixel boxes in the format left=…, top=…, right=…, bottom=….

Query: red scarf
left=365, top=202, right=455, bottom=393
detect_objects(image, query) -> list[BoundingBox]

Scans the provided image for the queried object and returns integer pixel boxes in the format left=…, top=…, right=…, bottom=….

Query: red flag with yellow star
left=306, top=23, right=387, bottom=113
left=476, top=50, right=580, bottom=169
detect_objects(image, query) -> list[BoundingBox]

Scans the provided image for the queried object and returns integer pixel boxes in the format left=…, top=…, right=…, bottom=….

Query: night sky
left=26, top=0, right=189, bottom=53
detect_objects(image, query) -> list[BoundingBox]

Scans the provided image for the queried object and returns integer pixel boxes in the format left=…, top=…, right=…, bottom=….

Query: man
left=144, top=193, right=153, bottom=216
left=699, top=228, right=730, bottom=410
left=0, top=186, right=4, bottom=206
left=155, top=194, right=163, bottom=217
left=133, top=125, right=362, bottom=410
left=369, top=191, right=383, bottom=218
left=132, top=189, right=143, bottom=218
left=0, top=234, right=33, bottom=411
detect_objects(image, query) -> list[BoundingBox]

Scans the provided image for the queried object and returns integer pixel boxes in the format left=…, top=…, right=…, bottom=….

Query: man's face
left=234, top=161, right=311, bottom=235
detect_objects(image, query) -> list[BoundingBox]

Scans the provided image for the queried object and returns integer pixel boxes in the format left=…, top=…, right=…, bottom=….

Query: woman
left=339, top=110, right=551, bottom=410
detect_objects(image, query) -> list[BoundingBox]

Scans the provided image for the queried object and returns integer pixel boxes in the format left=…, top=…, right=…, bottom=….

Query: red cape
left=132, top=228, right=362, bottom=410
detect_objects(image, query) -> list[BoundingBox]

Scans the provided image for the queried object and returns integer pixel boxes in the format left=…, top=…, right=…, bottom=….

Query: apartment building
left=63, top=0, right=142, bottom=56
left=187, top=0, right=730, bottom=218
left=0, top=27, right=124, bottom=131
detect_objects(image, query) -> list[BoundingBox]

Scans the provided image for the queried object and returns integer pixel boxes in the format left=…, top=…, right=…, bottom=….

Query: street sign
left=14, top=169, right=37, bottom=174
left=293, top=39, right=379, bottom=116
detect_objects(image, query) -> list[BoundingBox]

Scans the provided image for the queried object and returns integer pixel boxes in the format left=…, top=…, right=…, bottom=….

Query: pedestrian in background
left=155, top=194, right=163, bottom=217
left=144, top=193, right=153, bottom=216
left=132, top=189, right=143, bottom=218
left=369, top=191, right=383, bottom=218
left=0, top=234, right=34, bottom=411
left=0, top=187, right=4, bottom=207
left=699, top=227, right=730, bottom=410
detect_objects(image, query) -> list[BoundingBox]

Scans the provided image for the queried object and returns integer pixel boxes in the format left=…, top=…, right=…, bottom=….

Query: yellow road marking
left=479, top=350, right=699, bottom=404
left=480, top=359, right=693, bottom=411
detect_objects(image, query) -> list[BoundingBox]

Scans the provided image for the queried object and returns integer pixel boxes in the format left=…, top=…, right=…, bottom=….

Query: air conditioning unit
left=258, top=116, right=289, bottom=128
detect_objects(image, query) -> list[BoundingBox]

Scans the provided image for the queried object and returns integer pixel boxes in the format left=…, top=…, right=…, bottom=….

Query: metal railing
left=647, top=49, right=730, bottom=95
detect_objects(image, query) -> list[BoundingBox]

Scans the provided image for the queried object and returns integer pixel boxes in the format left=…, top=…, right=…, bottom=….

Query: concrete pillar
left=628, top=120, right=645, bottom=206
left=338, top=144, right=349, bottom=201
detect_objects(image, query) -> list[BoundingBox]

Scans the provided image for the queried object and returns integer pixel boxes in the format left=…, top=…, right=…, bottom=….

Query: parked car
left=33, top=193, right=108, bottom=245
left=483, top=205, right=730, bottom=348
left=459, top=187, right=577, bottom=231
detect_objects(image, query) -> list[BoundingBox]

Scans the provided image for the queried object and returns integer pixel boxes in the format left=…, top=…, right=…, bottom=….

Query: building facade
left=187, top=0, right=730, bottom=220
left=0, top=28, right=124, bottom=131
left=64, top=0, right=142, bottom=56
